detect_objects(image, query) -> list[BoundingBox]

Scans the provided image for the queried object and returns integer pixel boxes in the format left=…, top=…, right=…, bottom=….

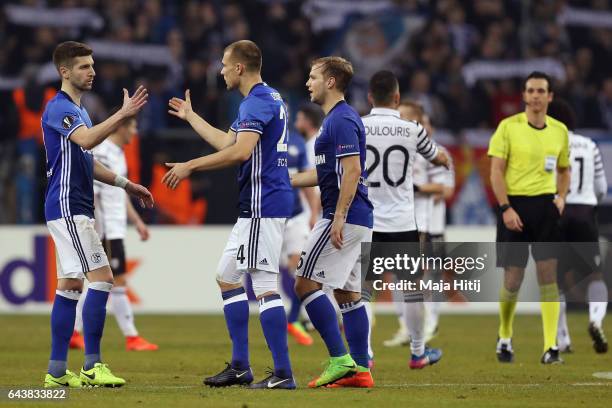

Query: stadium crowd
left=1, top=0, right=611, bottom=223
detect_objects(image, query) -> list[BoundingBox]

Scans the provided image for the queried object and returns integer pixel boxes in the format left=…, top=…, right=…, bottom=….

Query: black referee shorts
left=496, top=194, right=561, bottom=268
left=103, top=238, right=127, bottom=276
left=558, top=204, right=600, bottom=286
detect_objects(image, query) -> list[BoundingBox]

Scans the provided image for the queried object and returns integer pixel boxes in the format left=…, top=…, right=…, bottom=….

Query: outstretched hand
left=120, top=86, right=148, bottom=117
left=168, top=89, right=193, bottom=121
left=162, top=162, right=192, bottom=190
left=125, top=182, right=154, bottom=208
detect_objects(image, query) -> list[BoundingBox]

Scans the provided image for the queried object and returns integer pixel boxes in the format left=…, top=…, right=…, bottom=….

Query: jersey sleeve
left=235, top=98, right=274, bottom=135
left=557, top=127, right=570, bottom=168
left=47, top=101, right=86, bottom=139
left=488, top=120, right=508, bottom=159
left=594, top=144, right=607, bottom=202
left=333, top=116, right=361, bottom=158
left=415, top=123, right=438, bottom=161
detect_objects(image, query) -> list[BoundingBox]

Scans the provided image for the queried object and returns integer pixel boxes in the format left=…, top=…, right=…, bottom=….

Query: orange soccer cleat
left=287, top=322, right=313, bottom=346
left=69, top=330, right=85, bottom=350
left=126, top=336, right=159, bottom=351
left=326, top=370, right=374, bottom=388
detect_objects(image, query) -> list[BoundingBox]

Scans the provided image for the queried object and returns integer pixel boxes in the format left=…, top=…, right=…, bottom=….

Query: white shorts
left=216, top=217, right=287, bottom=283
left=47, top=215, right=109, bottom=279
left=297, top=218, right=372, bottom=292
left=281, top=212, right=310, bottom=262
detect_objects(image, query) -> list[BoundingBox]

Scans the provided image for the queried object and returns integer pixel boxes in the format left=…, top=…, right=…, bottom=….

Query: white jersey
left=363, top=107, right=438, bottom=232
left=566, top=132, right=607, bottom=206
left=93, top=139, right=127, bottom=240
left=428, top=145, right=455, bottom=235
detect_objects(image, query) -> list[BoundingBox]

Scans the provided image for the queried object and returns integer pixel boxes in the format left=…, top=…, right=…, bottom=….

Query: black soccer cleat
left=540, top=347, right=564, bottom=364
left=203, top=362, right=253, bottom=387
left=249, top=370, right=296, bottom=390
left=496, top=338, right=514, bottom=363
left=588, top=323, right=609, bottom=354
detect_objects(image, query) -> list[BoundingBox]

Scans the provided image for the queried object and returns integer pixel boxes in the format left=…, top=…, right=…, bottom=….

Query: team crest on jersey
left=62, top=115, right=75, bottom=129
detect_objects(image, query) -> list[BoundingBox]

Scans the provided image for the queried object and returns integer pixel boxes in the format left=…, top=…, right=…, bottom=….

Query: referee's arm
left=554, top=166, right=570, bottom=215
left=490, top=157, right=523, bottom=232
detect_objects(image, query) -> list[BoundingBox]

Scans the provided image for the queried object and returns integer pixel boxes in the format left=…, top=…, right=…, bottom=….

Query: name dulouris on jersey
left=365, top=124, right=417, bottom=137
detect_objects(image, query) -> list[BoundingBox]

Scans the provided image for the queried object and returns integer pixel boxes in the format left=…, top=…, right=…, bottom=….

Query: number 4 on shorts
left=237, top=244, right=246, bottom=263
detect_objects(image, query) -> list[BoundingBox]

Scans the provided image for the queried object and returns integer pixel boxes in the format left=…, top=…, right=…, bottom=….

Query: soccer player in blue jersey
left=291, top=56, right=374, bottom=388
left=42, top=41, right=152, bottom=388
left=163, top=40, right=295, bottom=389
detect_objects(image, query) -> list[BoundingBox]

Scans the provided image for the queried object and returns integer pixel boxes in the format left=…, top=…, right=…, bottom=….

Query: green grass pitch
left=1, top=313, right=610, bottom=407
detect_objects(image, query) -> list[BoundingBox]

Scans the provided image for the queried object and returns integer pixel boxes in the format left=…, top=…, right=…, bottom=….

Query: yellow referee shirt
left=488, top=112, right=569, bottom=196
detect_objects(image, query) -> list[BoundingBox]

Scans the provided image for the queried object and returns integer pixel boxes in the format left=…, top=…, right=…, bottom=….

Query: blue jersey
left=230, top=83, right=292, bottom=218
left=42, top=91, right=94, bottom=221
left=314, top=101, right=373, bottom=228
left=288, top=133, right=310, bottom=217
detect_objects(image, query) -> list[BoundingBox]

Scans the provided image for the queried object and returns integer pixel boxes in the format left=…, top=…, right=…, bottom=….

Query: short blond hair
left=399, top=100, right=424, bottom=121
left=225, top=40, right=262, bottom=73
left=311, top=56, right=354, bottom=93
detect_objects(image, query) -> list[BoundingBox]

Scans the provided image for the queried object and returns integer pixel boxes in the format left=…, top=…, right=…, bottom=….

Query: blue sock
left=259, top=294, right=293, bottom=378
left=222, top=287, right=250, bottom=370
left=49, top=291, right=78, bottom=376
left=341, top=300, right=370, bottom=368
left=82, top=282, right=112, bottom=370
left=303, top=290, right=347, bottom=357
left=282, top=270, right=301, bottom=323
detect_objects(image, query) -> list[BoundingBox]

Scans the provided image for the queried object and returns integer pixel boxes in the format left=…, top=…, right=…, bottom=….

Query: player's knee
left=294, top=276, right=320, bottom=298
left=334, top=289, right=360, bottom=304
left=250, top=269, right=278, bottom=298
left=114, top=275, right=127, bottom=287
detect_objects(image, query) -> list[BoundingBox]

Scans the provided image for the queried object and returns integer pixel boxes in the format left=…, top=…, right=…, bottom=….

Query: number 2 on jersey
left=366, top=144, right=410, bottom=187
left=277, top=105, right=288, bottom=152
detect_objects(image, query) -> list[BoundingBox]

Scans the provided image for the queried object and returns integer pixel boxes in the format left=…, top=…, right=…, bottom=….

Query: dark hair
left=369, top=71, right=399, bottom=106
left=523, top=71, right=553, bottom=92
left=547, top=99, right=576, bottom=130
left=224, top=40, right=262, bottom=73
left=52, top=41, right=93, bottom=71
left=311, top=56, right=354, bottom=93
left=297, top=103, right=324, bottom=129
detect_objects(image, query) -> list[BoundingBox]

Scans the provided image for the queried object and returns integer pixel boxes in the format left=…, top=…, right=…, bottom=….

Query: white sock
left=588, top=280, right=608, bottom=328
left=111, top=287, right=138, bottom=337
left=557, top=293, right=571, bottom=349
left=74, top=286, right=86, bottom=332
left=404, top=301, right=425, bottom=356
left=363, top=301, right=374, bottom=359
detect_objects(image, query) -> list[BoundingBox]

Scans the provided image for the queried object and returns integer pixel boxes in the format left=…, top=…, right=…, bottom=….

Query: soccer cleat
left=496, top=338, right=514, bottom=363
left=541, top=347, right=563, bottom=364
left=69, top=330, right=85, bottom=350
left=249, top=369, right=296, bottom=390
left=203, top=363, right=253, bottom=387
left=126, top=336, right=159, bottom=351
left=410, top=347, right=442, bottom=369
left=44, top=370, right=82, bottom=388
left=588, top=323, right=608, bottom=354
left=307, top=354, right=357, bottom=388
left=80, top=363, right=126, bottom=387
left=287, top=322, right=313, bottom=346
left=326, top=368, right=373, bottom=388
left=383, top=328, right=410, bottom=347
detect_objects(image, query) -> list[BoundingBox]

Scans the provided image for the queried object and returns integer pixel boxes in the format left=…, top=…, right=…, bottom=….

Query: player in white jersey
left=361, top=72, right=448, bottom=368
left=380, top=102, right=446, bottom=347
left=548, top=100, right=608, bottom=354
left=70, top=114, right=158, bottom=352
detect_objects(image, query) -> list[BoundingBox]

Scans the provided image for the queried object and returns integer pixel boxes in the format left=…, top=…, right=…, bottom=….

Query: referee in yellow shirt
left=488, top=71, right=570, bottom=364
